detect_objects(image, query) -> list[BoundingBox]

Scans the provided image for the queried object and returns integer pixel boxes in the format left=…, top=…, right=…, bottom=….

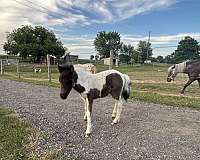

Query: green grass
left=0, top=107, right=34, bottom=159
left=1, top=63, right=200, bottom=109
left=0, top=106, right=66, bottom=160
left=132, top=91, right=200, bottom=109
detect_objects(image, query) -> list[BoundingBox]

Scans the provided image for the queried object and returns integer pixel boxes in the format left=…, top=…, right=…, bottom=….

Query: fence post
left=109, top=50, right=113, bottom=70
left=47, top=54, right=51, bottom=82
left=0, top=59, right=3, bottom=75
left=16, top=59, right=20, bottom=78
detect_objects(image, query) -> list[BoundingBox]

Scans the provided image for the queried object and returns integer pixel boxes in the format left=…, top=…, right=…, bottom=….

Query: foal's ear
left=172, top=65, right=175, bottom=69
left=58, top=64, right=64, bottom=73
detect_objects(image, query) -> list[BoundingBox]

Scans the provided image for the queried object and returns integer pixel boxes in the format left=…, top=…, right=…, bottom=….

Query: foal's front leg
left=80, top=95, right=87, bottom=121
left=85, top=98, right=92, bottom=137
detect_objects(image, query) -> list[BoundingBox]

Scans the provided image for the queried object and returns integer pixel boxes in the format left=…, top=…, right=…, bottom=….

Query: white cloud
left=111, top=0, right=176, bottom=21
left=0, top=0, right=179, bottom=55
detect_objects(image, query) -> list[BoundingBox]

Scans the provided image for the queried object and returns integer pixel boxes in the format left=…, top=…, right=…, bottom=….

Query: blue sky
left=1, top=0, right=200, bottom=58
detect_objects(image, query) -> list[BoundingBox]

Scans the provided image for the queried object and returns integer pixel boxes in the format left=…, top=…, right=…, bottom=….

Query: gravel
left=0, top=79, right=200, bottom=160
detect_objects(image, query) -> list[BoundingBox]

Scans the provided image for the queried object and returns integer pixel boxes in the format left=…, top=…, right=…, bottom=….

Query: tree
left=164, top=52, right=175, bottom=64
left=90, top=55, right=94, bottom=60
left=156, top=56, right=164, bottom=63
left=173, top=36, right=199, bottom=63
left=95, top=55, right=99, bottom=61
left=137, top=41, right=153, bottom=63
left=131, top=50, right=141, bottom=63
left=3, top=25, right=65, bottom=62
left=119, top=44, right=134, bottom=64
left=94, top=31, right=122, bottom=58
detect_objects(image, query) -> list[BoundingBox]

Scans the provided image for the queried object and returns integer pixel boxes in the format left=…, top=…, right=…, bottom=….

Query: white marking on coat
left=75, top=69, right=126, bottom=96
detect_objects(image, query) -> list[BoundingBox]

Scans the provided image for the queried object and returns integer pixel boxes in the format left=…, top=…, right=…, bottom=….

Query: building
left=63, top=54, right=79, bottom=63
left=40, top=55, right=56, bottom=65
left=103, top=57, right=119, bottom=67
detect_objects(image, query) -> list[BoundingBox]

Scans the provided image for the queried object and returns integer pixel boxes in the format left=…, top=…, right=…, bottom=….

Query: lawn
left=1, top=62, right=200, bottom=109
left=0, top=106, right=63, bottom=160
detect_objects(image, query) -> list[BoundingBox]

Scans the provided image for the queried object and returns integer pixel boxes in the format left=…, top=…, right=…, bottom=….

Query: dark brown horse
left=167, top=59, right=200, bottom=94
left=58, top=64, right=131, bottom=137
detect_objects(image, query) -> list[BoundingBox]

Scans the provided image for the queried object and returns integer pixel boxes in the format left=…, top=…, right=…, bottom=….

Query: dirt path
left=0, top=79, right=200, bottom=160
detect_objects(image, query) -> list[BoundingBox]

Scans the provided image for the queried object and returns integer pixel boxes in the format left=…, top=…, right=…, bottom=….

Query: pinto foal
left=58, top=64, right=131, bottom=137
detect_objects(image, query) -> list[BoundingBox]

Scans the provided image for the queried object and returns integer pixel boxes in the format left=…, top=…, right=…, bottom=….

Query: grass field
left=1, top=62, right=200, bottom=109
left=0, top=106, right=66, bottom=160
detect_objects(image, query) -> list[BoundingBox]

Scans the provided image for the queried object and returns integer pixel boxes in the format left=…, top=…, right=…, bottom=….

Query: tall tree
left=173, top=36, right=199, bottom=63
left=164, top=52, right=175, bottom=64
left=90, top=55, right=94, bottom=60
left=3, top=25, right=65, bottom=62
left=119, top=44, right=134, bottom=64
left=132, top=50, right=141, bottom=63
left=156, top=55, right=164, bottom=63
left=94, top=31, right=122, bottom=58
left=137, top=41, right=153, bottom=63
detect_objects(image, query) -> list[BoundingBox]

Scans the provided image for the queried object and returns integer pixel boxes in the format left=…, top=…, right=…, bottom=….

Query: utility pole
left=147, top=31, right=151, bottom=60
left=47, top=54, right=51, bottom=82
left=109, top=50, right=113, bottom=70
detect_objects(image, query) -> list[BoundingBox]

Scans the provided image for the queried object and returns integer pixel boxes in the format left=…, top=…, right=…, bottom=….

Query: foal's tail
left=122, top=74, right=132, bottom=101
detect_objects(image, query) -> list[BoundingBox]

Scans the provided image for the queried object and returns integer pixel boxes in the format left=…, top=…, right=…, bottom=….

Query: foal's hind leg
left=112, top=100, right=118, bottom=119
left=112, top=99, right=123, bottom=125
left=84, top=100, right=87, bottom=121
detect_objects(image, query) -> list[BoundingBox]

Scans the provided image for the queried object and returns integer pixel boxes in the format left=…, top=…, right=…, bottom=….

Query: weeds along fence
left=0, top=57, right=59, bottom=83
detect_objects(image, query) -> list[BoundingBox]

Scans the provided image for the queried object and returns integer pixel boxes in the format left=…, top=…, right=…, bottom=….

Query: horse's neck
left=176, top=62, right=186, bottom=73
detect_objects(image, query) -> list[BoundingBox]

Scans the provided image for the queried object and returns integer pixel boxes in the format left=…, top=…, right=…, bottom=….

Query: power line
left=12, top=0, right=68, bottom=22
left=12, top=0, right=96, bottom=32
left=153, top=45, right=177, bottom=49
left=22, top=0, right=70, bottom=19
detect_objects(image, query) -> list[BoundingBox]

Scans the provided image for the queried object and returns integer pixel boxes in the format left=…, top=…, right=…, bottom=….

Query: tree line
left=3, top=25, right=200, bottom=64
left=94, top=31, right=153, bottom=64
left=94, top=31, right=200, bottom=64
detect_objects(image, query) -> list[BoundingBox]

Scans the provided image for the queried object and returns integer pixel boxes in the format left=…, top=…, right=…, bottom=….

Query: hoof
left=85, top=133, right=91, bottom=138
left=111, top=122, right=117, bottom=125
left=112, top=116, right=116, bottom=120
left=112, top=112, right=116, bottom=120
left=112, top=118, right=120, bottom=125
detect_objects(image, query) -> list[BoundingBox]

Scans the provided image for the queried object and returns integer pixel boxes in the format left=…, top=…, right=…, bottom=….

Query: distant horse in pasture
left=74, top=63, right=97, bottom=74
left=167, top=59, right=200, bottom=94
left=33, top=66, right=41, bottom=73
left=58, top=64, right=131, bottom=137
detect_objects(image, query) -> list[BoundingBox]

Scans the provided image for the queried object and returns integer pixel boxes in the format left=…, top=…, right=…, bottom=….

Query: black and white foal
left=58, top=64, right=131, bottom=137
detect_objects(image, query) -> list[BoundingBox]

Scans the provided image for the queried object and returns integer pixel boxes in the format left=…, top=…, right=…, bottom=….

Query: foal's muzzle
left=60, top=93, right=68, bottom=99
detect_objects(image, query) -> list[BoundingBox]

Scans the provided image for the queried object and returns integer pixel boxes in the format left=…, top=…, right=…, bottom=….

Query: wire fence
left=0, top=57, right=105, bottom=83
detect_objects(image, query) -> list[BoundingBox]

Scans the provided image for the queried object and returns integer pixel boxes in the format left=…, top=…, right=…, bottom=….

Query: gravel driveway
left=0, top=79, right=200, bottom=160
